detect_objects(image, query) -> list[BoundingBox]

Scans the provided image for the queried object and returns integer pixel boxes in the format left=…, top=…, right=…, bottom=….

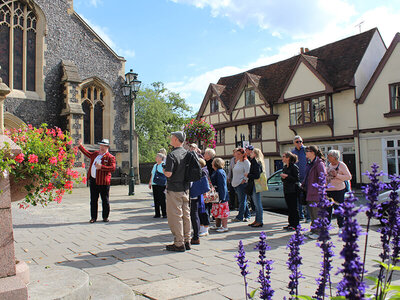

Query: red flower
left=64, top=180, right=73, bottom=190
left=15, top=153, right=24, bottom=163
left=82, top=177, right=87, bottom=184
left=81, top=163, right=85, bottom=168
left=49, top=157, right=58, bottom=165
left=28, top=154, right=38, bottom=163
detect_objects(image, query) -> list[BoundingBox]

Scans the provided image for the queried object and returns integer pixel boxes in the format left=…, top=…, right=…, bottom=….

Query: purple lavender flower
left=255, top=232, right=274, bottom=300
left=235, top=240, right=250, bottom=300
left=375, top=175, right=400, bottom=296
left=286, top=226, right=305, bottom=299
left=310, top=173, right=334, bottom=299
left=335, top=191, right=366, bottom=299
left=361, top=163, right=386, bottom=281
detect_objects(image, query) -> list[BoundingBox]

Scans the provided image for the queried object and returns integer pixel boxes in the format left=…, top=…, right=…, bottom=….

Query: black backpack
left=184, top=151, right=202, bottom=183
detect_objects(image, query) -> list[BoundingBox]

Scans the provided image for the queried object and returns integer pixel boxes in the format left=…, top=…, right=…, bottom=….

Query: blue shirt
left=292, top=146, right=307, bottom=182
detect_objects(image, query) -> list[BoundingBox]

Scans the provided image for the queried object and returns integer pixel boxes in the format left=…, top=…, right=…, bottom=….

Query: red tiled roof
left=210, top=28, right=378, bottom=111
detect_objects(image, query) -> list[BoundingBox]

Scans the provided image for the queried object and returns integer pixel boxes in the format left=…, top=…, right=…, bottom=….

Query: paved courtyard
left=12, top=184, right=391, bottom=299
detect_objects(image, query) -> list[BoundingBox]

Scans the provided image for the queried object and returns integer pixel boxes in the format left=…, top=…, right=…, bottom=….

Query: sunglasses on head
left=295, top=141, right=303, bottom=144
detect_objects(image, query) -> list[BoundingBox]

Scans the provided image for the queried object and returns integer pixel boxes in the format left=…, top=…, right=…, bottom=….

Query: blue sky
left=73, top=0, right=400, bottom=112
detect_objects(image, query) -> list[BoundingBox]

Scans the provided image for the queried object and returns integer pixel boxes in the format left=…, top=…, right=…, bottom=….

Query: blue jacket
left=292, top=146, right=307, bottom=181
left=210, top=168, right=229, bottom=203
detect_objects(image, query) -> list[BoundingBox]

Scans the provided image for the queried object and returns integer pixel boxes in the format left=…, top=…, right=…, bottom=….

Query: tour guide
left=163, top=131, right=191, bottom=252
left=78, top=139, right=116, bottom=223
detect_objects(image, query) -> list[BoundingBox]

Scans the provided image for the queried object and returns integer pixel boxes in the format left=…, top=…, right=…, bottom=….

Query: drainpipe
left=355, top=100, right=363, bottom=185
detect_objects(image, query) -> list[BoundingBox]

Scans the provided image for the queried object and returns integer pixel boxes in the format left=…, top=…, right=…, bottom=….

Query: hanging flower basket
left=183, top=119, right=216, bottom=149
left=0, top=124, right=86, bottom=208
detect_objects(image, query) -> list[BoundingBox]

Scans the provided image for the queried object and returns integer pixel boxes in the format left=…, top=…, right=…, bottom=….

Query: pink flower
left=15, top=153, right=24, bottom=163
left=82, top=177, right=87, bottom=184
left=28, top=154, right=38, bottom=163
left=64, top=180, right=73, bottom=190
left=81, top=163, right=85, bottom=168
left=49, top=157, right=58, bottom=165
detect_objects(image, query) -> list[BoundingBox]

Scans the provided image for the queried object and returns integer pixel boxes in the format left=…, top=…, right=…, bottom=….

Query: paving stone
left=133, top=277, right=211, bottom=300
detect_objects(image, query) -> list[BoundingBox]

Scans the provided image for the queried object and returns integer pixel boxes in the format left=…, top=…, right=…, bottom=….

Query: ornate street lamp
left=122, top=69, right=141, bottom=195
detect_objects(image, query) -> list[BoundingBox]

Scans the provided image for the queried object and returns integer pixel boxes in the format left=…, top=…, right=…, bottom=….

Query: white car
left=377, top=188, right=400, bottom=224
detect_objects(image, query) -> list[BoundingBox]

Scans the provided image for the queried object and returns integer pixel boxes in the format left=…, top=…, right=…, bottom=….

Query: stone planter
left=10, top=176, right=37, bottom=203
left=15, top=260, right=29, bottom=285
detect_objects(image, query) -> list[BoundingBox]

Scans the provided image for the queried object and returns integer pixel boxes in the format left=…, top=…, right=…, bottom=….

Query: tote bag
left=190, top=175, right=210, bottom=198
left=254, top=172, right=268, bottom=193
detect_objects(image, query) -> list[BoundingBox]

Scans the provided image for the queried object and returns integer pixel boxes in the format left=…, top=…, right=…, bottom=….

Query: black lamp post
left=122, top=69, right=141, bottom=196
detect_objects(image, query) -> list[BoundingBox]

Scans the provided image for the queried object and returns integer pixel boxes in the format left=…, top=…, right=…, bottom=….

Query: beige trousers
left=166, top=190, right=191, bottom=246
left=308, top=204, right=321, bottom=233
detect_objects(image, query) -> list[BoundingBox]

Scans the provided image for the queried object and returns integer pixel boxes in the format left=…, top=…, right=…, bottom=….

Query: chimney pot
left=300, top=47, right=304, bottom=54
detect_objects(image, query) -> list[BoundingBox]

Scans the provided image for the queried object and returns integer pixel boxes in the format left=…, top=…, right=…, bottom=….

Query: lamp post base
left=128, top=167, right=135, bottom=196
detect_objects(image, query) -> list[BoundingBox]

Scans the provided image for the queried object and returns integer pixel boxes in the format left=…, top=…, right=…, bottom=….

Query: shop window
left=385, top=138, right=400, bottom=176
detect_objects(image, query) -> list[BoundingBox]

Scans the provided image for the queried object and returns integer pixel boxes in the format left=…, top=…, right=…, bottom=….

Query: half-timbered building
left=197, top=28, right=400, bottom=185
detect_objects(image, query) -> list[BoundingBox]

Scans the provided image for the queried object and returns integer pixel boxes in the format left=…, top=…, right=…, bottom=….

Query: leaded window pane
left=26, top=29, right=35, bottom=91
left=94, top=103, right=103, bottom=144
left=13, top=26, right=23, bottom=89
left=0, top=24, right=10, bottom=85
left=245, top=89, right=255, bottom=106
left=82, top=101, right=91, bottom=144
left=390, top=84, right=400, bottom=111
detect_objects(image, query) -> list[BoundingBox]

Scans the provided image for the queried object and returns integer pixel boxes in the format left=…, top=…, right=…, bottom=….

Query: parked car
left=377, top=188, right=400, bottom=224
left=261, top=169, right=287, bottom=209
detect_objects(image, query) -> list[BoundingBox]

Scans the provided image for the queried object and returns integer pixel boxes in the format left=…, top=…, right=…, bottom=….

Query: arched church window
left=0, top=0, right=37, bottom=91
left=81, top=84, right=105, bottom=145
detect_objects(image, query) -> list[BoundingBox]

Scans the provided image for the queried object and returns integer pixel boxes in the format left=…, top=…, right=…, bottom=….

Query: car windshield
left=268, top=171, right=282, bottom=184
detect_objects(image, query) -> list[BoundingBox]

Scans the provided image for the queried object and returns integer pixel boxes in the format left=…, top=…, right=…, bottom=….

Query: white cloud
left=89, top=0, right=102, bottom=7
left=80, top=15, right=135, bottom=58
left=166, top=2, right=400, bottom=110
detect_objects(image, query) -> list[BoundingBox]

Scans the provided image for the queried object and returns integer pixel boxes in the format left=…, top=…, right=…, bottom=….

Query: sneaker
left=166, top=244, right=185, bottom=252
left=216, top=227, right=228, bottom=233
left=284, top=226, right=296, bottom=231
left=199, top=228, right=209, bottom=237
left=209, top=225, right=221, bottom=230
left=232, top=218, right=242, bottom=222
left=242, top=218, right=249, bottom=222
left=308, top=233, right=319, bottom=240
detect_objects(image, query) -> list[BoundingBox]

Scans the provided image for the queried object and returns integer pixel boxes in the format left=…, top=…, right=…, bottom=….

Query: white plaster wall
left=358, top=42, right=400, bottom=128
left=354, top=30, right=387, bottom=99
left=332, top=89, right=357, bottom=136
left=275, top=103, right=294, bottom=142
left=262, top=122, right=275, bottom=140
left=284, top=62, right=325, bottom=99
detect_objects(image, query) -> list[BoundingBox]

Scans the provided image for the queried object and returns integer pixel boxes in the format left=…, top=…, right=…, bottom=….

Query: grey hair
left=293, top=135, right=302, bottom=142
left=204, top=148, right=216, bottom=158
left=327, top=149, right=340, bottom=160
left=157, top=152, right=166, bottom=160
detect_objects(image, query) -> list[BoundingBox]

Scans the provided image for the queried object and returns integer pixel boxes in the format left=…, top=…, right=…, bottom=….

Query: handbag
left=255, top=172, right=268, bottom=193
left=190, top=175, right=210, bottom=198
left=153, top=165, right=167, bottom=186
left=204, top=186, right=220, bottom=203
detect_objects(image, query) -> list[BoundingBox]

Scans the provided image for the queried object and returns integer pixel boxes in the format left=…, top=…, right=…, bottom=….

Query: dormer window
left=210, top=97, right=219, bottom=113
left=245, top=89, right=255, bottom=106
left=390, top=83, right=400, bottom=111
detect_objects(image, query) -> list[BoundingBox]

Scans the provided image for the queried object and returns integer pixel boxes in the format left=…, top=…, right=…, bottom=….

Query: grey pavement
left=11, top=184, right=394, bottom=299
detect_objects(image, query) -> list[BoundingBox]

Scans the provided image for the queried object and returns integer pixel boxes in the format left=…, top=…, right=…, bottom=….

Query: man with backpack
left=163, top=131, right=192, bottom=252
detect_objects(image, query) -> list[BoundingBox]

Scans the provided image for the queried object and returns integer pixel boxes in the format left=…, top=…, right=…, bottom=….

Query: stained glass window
left=0, top=0, right=37, bottom=91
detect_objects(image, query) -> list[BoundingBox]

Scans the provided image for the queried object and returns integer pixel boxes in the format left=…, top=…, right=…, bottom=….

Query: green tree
left=135, top=82, right=193, bottom=162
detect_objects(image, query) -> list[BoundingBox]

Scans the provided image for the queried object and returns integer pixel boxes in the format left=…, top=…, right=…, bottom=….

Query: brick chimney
left=300, top=47, right=304, bottom=54
left=66, top=0, right=74, bottom=15
left=305, top=48, right=309, bottom=52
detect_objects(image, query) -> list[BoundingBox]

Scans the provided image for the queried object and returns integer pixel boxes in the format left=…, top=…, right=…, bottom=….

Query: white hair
left=327, top=149, right=340, bottom=160
left=293, top=135, right=302, bottom=142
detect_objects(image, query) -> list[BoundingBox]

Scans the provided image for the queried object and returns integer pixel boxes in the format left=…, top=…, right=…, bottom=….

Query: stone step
left=89, top=274, right=136, bottom=300
left=28, top=265, right=90, bottom=300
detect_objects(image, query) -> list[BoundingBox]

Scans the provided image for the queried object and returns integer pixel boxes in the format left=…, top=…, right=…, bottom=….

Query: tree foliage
left=135, top=82, right=193, bottom=162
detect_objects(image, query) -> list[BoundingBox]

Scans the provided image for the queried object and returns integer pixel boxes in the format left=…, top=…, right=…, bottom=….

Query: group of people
left=282, top=136, right=352, bottom=239
left=77, top=132, right=352, bottom=252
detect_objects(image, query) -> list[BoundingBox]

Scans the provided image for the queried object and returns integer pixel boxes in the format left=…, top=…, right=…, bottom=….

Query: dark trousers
left=152, top=185, right=166, bottom=217
left=190, top=199, right=200, bottom=240
left=89, top=177, right=110, bottom=220
left=199, top=211, right=210, bottom=226
left=228, top=182, right=238, bottom=210
left=327, top=189, right=346, bottom=228
left=284, top=192, right=299, bottom=227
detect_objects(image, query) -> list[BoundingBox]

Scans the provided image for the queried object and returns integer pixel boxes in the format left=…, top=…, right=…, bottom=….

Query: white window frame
left=382, top=137, right=400, bottom=178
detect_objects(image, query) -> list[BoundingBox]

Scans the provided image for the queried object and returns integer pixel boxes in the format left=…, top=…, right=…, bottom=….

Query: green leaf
left=249, top=289, right=258, bottom=299
left=373, top=260, right=389, bottom=270
left=387, top=285, right=400, bottom=292
left=330, top=297, right=346, bottom=300
left=366, top=276, right=379, bottom=285
left=296, top=296, right=313, bottom=300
